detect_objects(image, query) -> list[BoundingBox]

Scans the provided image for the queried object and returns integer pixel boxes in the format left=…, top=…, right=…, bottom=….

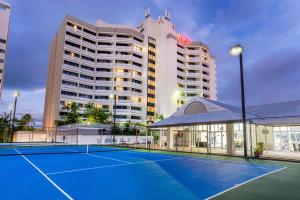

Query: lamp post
left=230, top=44, right=247, bottom=158
left=11, top=92, right=20, bottom=143
left=110, top=94, right=117, bottom=145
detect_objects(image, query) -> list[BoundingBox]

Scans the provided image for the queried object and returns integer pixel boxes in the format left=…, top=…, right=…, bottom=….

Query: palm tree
left=84, top=102, right=109, bottom=124
left=0, top=112, right=10, bottom=142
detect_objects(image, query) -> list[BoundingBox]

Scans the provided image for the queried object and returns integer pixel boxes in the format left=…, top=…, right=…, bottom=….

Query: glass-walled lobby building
left=150, top=97, right=300, bottom=161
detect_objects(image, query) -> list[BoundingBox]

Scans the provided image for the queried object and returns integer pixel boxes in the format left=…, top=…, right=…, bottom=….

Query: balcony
left=116, top=46, right=133, bottom=51
left=131, top=56, right=143, bottom=64
left=186, top=49, right=200, bottom=55
left=60, top=94, right=78, bottom=101
left=97, top=54, right=115, bottom=60
left=81, top=50, right=96, bottom=58
left=79, top=77, right=94, bottom=84
left=114, top=72, right=131, bottom=78
left=186, top=80, right=202, bottom=85
left=95, top=80, right=113, bottom=85
left=177, top=47, right=184, bottom=54
left=96, top=63, right=114, bottom=68
left=115, top=54, right=132, bottom=60
left=116, top=37, right=133, bottom=43
left=61, top=84, right=78, bottom=91
left=95, top=71, right=113, bottom=76
left=188, top=57, right=201, bottom=62
left=177, top=70, right=185, bottom=77
left=64, top=54, right=81, bottom=63
left=82, top=31, right=97, bottom=41
left=98, top=36, right=115, bottom=42
left=82, top=41, right=96, bottom=50
left=66, top=26, right=83, bottom=35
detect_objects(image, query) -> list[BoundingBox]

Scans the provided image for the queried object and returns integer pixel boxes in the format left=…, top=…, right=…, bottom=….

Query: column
left=226, top=123, right=235, bottom=154
left=167, top=127, right=174, bottom=150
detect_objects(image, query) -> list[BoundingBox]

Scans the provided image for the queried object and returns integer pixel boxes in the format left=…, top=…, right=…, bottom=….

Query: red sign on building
left=176, top=34, right=191, bottom=45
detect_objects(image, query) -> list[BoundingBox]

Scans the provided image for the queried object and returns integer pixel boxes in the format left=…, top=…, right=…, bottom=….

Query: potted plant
left=253, top=142, right=264, bottom=158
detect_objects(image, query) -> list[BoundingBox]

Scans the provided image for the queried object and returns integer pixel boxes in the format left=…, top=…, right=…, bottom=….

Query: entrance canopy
left=150, top=97, right=300, bottom=127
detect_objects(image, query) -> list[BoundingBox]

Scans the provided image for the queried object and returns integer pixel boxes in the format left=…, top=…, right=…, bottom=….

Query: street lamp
left=109, top=94, right=117, bottom=145
left=230, top=44, right=247, bottom=158
left=11, top=92, right=20, bottom=143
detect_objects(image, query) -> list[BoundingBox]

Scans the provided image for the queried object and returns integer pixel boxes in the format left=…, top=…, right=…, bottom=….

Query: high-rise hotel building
left=0, top=1, right=11, bottom=99
left=43, top=10, right=217, bottom=128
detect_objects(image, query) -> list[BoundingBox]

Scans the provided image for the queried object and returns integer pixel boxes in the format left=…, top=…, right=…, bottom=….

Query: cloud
left=1, top=0, right=300, bottom=122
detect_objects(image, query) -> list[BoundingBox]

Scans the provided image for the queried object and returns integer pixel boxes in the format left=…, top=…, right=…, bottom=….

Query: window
left=79, top=84, right=93, bottom=90
left=95, top=86, right=110, bottom=90
left=62, top=80, right=77, bottom=87
left=131, top=116, right=141, bottom=120
left=80, top=74, right=93, bottom=80
left=98, top=51, right=112, bottom=54
left=132, top=79, right=142, bottom=84
left=83, top=28, right=96, bottom=36
left=0, top=39, right=6, bottom=44
left=61, top=90, right=77, bottom=97
left=96, top=68, right=111, bottom=72
left=81, top=55, right=95, bottom=62
left=131, top=106, right=141, bottom=111
left=115, top=115, right=127, bottom=119
left=0, top=59, right=5, bottom=63
left=116, top=43, right=130, bottom=47
left=64, top=60, right=79, bottom=67
left=66, top=31, right=81, bottom=39
left=132, top=88, right=142, bottom=93
left=95, top=95, right=109, bottom=99
left=113, top=105, right=128, bottom=110
left=0, top=49, right=6, bottom=53
left=96, top=77, right=110, bottom=81
left=79, top=93, right=93, bottom=99
left=133, top=37, right=143, bottom=43
left=81, top=65, right=94, bottom=71
left=63, top=70, right=78, bottom=77
left=97, top=59, right=112, bottom=63
left=132, top=62, right=142, bottom=67
left=133, top=53, right=142, bottom=59
left=83, top=37, right=96, bottom=45
left=65, top=41, right=80, bottom=49
left=98, top=42, right=113, bottom=46
left=98, top=33, right=113, bottom=37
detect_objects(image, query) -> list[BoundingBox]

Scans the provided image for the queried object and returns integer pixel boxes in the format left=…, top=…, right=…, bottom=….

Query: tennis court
left=0, top=144, right=286, bottom=200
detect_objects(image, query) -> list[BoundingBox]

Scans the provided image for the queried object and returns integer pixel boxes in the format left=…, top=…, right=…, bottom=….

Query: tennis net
left=0, top=142, right=148, bottom=156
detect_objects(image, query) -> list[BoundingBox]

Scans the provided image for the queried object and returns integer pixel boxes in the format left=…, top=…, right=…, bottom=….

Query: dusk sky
left=0, top=0, right=300, bottom=123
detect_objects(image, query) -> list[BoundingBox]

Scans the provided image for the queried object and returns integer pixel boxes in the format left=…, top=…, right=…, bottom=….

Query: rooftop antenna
left=145, top=8, right=150, bottom=18
left=164, top=10, right=171, bottom=21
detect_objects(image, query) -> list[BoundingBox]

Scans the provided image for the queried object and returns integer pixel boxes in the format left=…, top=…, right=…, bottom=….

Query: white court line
left=47, top=157, right=182, bottom=175
left=120, top=150, right=175, bottom=158
left=14, top=149, right=74, bottom=200
left=85, top=153, right=132, bottom=164
left=64, top=148, right=132, bottom=164
left=205, top=166, right=287, bottom=200
left=124, top=150, right=278, bottom=171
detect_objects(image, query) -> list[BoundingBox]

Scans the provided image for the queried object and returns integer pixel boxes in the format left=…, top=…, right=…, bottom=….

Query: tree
left=17, top=114, right=34, bottom=131
left=84, top=102, right=109, bottom=124
left=154, top=113, right=164, bottom=122
left=55, top=102, right=81, bottom=126
left=0, top=113, right=10, bottom=142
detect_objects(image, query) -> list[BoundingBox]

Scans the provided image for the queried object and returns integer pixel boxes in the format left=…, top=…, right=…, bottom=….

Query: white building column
left=167, top=127, right=174, bottom=149
left=226, top=123, right=235, bottom=154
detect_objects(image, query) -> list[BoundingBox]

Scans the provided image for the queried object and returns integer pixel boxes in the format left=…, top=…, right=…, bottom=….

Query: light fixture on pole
left=11, top=92, right=20, bottom=142
left=230, top=44, right=247, bottom=158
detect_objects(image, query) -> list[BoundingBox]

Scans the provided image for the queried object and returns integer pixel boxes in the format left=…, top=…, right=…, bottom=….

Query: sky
left=0, top=0, right=300, bottom=123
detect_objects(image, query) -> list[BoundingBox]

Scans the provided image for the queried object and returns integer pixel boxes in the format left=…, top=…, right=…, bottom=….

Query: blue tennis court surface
left=0, top=147, right=285, bottom=200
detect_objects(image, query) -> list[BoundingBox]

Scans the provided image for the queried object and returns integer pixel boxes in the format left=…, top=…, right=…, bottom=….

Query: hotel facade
left=0, top=1, right=10, bottom=99
left=43, top=10, right=217, bottom=128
